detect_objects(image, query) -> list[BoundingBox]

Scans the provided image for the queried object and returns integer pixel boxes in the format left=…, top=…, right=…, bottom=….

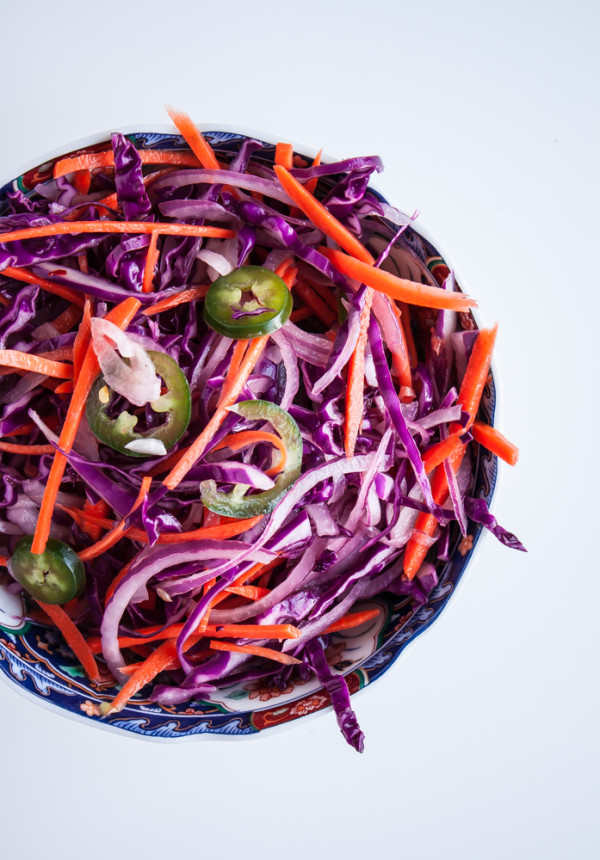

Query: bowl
left=0, top=127, right=497, bottom=741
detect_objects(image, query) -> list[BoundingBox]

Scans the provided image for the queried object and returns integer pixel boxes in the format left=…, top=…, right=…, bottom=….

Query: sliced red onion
left=32, top=262, right=157, bottom=304
left=100, top=540, right=275, bottom=680
left=91, top=317, right=161, bottom=407
left=418, top=404, right=463, bottom=430
left=306, top=503, right=339, bottom=537
left=281, top=320, right=332, bottom=367
left=151, top=168, right=294, bottom=205
left=197, top=247, right=235, bottom=279
left=209, top=538, right=325, bottom=624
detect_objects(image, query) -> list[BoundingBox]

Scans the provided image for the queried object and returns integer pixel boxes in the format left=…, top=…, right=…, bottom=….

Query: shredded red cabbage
left=0, top=127, right=524, bottom=750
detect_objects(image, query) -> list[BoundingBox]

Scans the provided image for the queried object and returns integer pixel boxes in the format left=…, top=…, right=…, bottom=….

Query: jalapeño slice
left=10, top=536, right=85, bottom=605
left=203, top=266, right=292, bottom=338
left=86, top=350, right=191, bottom=457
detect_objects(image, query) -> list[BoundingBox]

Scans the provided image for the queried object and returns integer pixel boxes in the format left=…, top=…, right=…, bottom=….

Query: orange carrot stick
left=212, top=430, right=287, bottom=477
left=216, top=339, right=248, bottom=407
left=78, top=477, right=151, bottom=562
left=102, top=640, right=178, bottom=715
left=471, top=420, right=519, bottom=466
left=87, top=622, right=301, bottom=654
left=48, top=303, right=83, bottom=335
left=293, top=280, right=337, bottom=326
left=320, top=247, right=477, bottom=311
left=305, top=149, right=323, bottom=195
left=142, top=284, right=209, bottom=316
left=421, top=434, right=465, bottom=474
left=82, top=499, right=110, bottom=541
left=398, top=302, right=418, bottom=368
left=0, top=222, right=234, bottom=244
left=290, top=306, right=313, bottom=323
left=274, top=165, right=374, bottom=264
left=403, top=325, right=498, bottom=579
left=224, top=585, right=271, bottom=600
left=142, top=229, right=160, bottom=293
left=54, top=149, right=203, bottom=179
left=324, top=609, right=381, bottom=633
left=275, top=142, right=294, bottom=170
left=387, top=299, right=413, bottom=391
left=162, top=335, right=269, bottom=491
left=37, top=601, right=100, bottom=682
left=0, top=350, right=73, bottom=379
left=452, top=325, right=498, bottom=430
left=72, top=296, right=93, bottom=381
left=0, top=441, right=54, bottom=455
left=165, top=106, right=220, bottom=170
left=208, top=640, right=301, bottom=665
left=30, top=298, right=141, bottom=556
left=2, top=265, right=86, bottom=307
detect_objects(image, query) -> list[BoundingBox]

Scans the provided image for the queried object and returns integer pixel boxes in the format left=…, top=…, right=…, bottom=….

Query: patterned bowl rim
left=0, top=126, right=499, bottom=742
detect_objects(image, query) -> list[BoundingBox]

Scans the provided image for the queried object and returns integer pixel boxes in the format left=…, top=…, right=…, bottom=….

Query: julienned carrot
left=324, top=609, right=381, bottom=633
left=72, top=170, right=91, bottom=195
left=305, top=148, right=323, bottom=194
left=0, top=350, right=73, bottom=379
left=37, top=601, right=100, bottom=682
left=398, top=302, right=418, bottom=368
left=403, top=466, right=451, bottom=579
left=0, top=222, right=235, bottom=244
left=307, top=279, right=339, bottom=313
left=208, top=640, right=302, bottom=665
left=163, top=334, right=269, bottom=491
left=48, top=303, right=83, bottom=335
left=452, top=324, right=498, bottom=431
left=345, top=287, right=374, bottom=457
left=53, top=149, right=202, bottom=179
left=2, top=265, right=86, bottom=307
left=275, top=142, right=294, bottom=170
left=225, top=585, right=271, bottom=600
left=274, top=164, right=375, bottom=265
left=73, top=296, right=93, bottom=381
left=0, top=441, right=54, bottom=455
left=165, top=106, right=221, bottom=170
left=212, top=430, right=287, bottom=477
left=290, top=306, right=313, bottom=323
left=146, top=516, right=263, bottom=545
left=87, top=622, right=301, bottom=654
left=387, top=299, right=413, bottom=391
left=72, top=508, right=262, bottom=553
left=30, top=297, right=141, bottom=556
left=101, top=640, right=178, bottom=715
left=216, top=339, right=248, bottom=407
left=471, top=420, right=519, bottom=466
left=142, top=229, right=160, bottom=293
left=104, top=564, right=130, bottom=607
left=82, top=499, right=109, bottom=541
left=319, top=247, right=478, bottom=312
left=78, top=476, right=151, bottom=562
left=141, top=284, right=209, bottom=316
left=294, top=280, right=337, bottom=326
left=422, top=434, right=465, bottom=474
left=403, top=325, right=499, bottom=579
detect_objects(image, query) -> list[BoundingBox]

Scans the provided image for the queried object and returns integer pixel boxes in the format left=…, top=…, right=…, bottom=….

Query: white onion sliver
left=124, top=438, right=167, bottom=456
left=91, top=318, right=160, bottom=407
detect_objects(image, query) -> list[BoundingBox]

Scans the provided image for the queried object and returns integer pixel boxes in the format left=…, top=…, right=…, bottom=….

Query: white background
left=0, top=1, right=598, bottom=857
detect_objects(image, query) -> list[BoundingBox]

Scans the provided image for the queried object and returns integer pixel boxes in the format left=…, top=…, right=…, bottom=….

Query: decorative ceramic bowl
left=0, top=128, right=497, bottom=740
